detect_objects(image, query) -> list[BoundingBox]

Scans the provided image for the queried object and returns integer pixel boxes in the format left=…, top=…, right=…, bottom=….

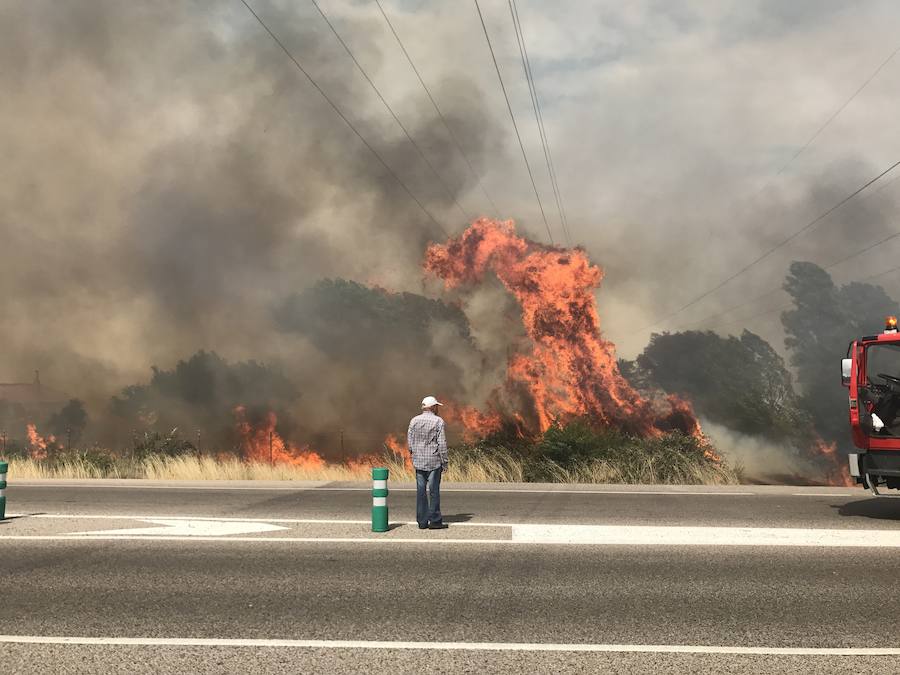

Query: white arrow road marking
left=74, top=519, right=289, bottom=537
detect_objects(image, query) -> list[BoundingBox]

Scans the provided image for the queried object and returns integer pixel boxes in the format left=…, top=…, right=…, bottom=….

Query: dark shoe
left=428, top=522, right=448, bottom=530
left=418, top=523, right=429, bottom=529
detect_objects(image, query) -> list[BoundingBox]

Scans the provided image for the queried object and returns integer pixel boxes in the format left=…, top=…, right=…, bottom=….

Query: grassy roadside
left=7, top=446, right=739, bottom=485
left=4, top=421, right=739, bottom=485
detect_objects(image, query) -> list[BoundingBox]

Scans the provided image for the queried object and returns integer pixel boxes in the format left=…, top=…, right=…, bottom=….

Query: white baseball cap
left=421, top=395, right=444, bottom=408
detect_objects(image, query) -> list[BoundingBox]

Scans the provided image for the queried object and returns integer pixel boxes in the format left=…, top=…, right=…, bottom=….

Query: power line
left=670, top=176, right=900, bottom=332
left=640, top=43, right=900, bottom=334
left=638, top=158, right=900, bottom=333
left=738, top=43, right=900, bottom=217
left=682, top=228, right=900, bottom=332
left=508, top=0, right=571, bottom=246
left=771, top=43, right=900, bottom=179
left=715, top=262, right=900, bottom=333
left=374, top=0, right=500, bottom=218
left=701, top=231, right=900, bottom=331
left=473, top=0, right=555, bottom=245
left=238, top=0, right=449, bottom=238
left=311, top=0, right=471, bottom=224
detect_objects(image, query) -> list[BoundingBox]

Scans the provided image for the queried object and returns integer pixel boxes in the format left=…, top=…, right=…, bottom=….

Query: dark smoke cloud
left=3, top=0, right=900, bottom=449
left=0, top=0, right=501, bottom=422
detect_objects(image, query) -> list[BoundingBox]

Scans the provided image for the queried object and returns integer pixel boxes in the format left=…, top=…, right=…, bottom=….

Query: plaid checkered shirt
left=407, top=410, right=448, bottom=471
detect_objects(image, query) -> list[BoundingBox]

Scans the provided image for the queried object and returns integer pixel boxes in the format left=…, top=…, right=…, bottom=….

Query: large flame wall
left=426, top=218, right=700, bottom=439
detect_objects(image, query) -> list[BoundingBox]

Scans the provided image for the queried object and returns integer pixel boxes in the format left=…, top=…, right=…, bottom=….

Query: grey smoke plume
left=701, top=420, right=822, bottom=484
left=3, top=0, right=900, bottom=450
left=0, top=0, right=501, bottom=412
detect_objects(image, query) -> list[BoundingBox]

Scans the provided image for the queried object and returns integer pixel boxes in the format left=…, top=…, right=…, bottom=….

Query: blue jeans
left=416, top=467, right=442, bottom=526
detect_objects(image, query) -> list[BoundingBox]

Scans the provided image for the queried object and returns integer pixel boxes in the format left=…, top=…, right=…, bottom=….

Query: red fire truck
left=843, top=316, right=900, bottom=495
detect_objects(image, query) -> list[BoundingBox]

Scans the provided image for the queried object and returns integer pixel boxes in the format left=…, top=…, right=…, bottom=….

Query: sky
left=2, top=0, right=900, bottom=401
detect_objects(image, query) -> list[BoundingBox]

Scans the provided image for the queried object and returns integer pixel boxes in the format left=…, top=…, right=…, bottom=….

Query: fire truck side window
left=862, top=344, right=900, bottom=436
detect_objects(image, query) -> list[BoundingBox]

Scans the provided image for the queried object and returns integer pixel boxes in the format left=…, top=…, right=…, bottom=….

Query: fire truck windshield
left=865, top=343, right=900, bottom=383
left=862, top=343, right=900, bottom=436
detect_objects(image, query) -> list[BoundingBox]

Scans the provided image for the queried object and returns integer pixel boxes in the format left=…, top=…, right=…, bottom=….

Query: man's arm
left=437, top=418, right=449, bottom=470
left=407, top=419, right=415, bottom=457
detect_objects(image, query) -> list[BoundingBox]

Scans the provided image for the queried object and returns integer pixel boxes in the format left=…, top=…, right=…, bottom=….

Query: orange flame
left=233, top=406, right=324, bottom=469
left=26, top=423, right=55, bottom=461
left=383, top=433, right=412, bottom=470
left=442, top=404, right=503, bottom=442
left=425, top=218, right=701, bottom=441
left=811, top=437, right=853, bottom=487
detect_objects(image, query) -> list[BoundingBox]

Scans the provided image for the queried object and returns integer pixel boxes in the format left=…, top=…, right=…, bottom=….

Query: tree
left=110, top=351, right=299, bottom=449
left=630, top=329, right=812, bottom=443
left=274, top=279, right=480, bottom=434
left=782, top=261, right=900, bottom=448
left=46, top=399, right=88, bottom=445
left=275, top=279, right=473, bottom=361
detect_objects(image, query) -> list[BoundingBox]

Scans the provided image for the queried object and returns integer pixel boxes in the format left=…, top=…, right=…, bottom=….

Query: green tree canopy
left=275, top=278, right=472, bottom=360
left=629, top=329, right=812, bottom=443
left=110, top=351, right=298, bottom=445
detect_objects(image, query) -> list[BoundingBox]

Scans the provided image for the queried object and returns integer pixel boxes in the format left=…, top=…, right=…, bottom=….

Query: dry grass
left=9, top=457, right=127, bottom=480
left=6, top=447, right=737, bottom=484
left=539, top=457, right=741, bottom=485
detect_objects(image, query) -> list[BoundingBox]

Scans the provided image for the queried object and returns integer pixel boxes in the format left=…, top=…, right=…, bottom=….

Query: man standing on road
left=407, top=395, right=449, bottom=530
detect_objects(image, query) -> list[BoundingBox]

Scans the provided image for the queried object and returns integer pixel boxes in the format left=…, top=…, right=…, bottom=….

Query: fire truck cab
left=843, top=316, right=900, bottom=495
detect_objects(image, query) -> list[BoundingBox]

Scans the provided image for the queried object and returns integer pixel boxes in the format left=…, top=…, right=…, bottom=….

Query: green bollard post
left=372, top=467, right=389, bottom=533
left=0, top=460, right=7, bottom=520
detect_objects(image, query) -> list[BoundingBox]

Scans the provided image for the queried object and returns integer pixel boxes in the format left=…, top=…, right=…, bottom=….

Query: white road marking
left=0, top=535, right=515, bottom=544
left=512, top=524, right=900, bottom=547
left=16, top=513, right=900, bottom=535
left=791, top=493, right=857, bottom=497
left=12, top=483, right=756, bottom=495
left=6, top=516, right=900, bottom=546
left=73, top=519, right=289, bottom=537
left=7, top=523, right=900, bottom=547
left=0, top=635, right=896, bottom=655
left=7, top=514, right=512, bottom=527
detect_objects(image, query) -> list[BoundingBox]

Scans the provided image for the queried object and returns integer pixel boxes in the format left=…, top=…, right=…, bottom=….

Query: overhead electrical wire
left=310, top=0, right=471, bottom=223
left=771, top=42, right=900, bottom=179
left=637, top=43, right=900, bottom=334
left=508, top=0, right=571, bottom=246
left=704, top=231, right=900, bottom=331
left=736, top=43, right=900, bottom=225
left=374, top=0, right=500, bottom=218
left=638, top=158, right=900, bottom=334
left=670, top=176, right=900, bottom=332
left=473, top=0, right=555, bottom=245
left=238, top=0, right=449, bottom=238
left=678, top=229, right=900, bottom=332
left=714, top=262, right=900, bottom=333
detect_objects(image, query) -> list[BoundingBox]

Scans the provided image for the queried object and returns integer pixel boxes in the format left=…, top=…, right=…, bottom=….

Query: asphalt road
left=3, top=480, right=900, bottom=673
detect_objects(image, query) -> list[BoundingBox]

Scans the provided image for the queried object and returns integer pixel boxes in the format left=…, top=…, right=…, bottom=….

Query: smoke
left=0, top=1, right=500, bottom=402
left=3, top=1, right=900, bottom=458
left=701, top=420, right=822, bottom=484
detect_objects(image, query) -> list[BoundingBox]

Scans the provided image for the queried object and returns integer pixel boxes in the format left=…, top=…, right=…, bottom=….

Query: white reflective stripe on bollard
left=373, top=479, right=387, bottom=491
left=0, top=489, right=5, bottom=498
left=373, top=497, right=387, bottom=507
